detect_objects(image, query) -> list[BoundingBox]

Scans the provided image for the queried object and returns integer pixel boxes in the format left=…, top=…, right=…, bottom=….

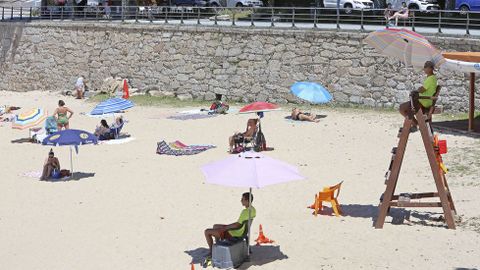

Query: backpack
left=254, top=130, right=266, bottom=152
left=210, top=101, right=221, bottom=111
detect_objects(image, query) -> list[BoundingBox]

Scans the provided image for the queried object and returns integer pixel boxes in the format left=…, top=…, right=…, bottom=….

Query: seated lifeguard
left=203, top=192, right=256, bottom=266
left=229, top=119, right=258, bottom=153
left=291, top=108, right=320, bottom=123
left=399, top=60, right=437, bottom=131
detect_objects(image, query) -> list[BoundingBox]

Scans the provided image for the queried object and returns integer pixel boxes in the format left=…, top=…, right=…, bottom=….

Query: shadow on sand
left=11, top=137, right=33, bottom=144
left=316, top=204, right=448, bottom=228
left=45, top=172, right=95, bottom=182
left=284, top=115, right=327, bottom=120
left=433, top=116, right=480, bottom=138
left=184, top=245, right=288, bottom=269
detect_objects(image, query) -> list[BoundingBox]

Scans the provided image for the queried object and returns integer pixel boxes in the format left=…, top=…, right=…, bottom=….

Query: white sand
left=0, top=91, right=479, bottom=269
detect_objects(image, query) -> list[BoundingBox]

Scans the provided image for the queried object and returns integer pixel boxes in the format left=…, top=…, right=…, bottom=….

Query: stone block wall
left=0, top=21, right=479, bottom=112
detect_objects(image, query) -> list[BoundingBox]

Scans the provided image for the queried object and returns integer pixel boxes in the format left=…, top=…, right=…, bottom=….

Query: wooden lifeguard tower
left=375, top=91, right=457, bottom=229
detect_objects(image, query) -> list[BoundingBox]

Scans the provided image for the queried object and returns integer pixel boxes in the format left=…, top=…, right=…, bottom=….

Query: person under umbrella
left=203, top=192, right=255, bottom=267
left=40, top=149, right=60, bottom=181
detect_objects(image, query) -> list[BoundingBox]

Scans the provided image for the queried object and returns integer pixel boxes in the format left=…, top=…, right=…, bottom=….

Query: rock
left=177, top=93, right=193, bottom=101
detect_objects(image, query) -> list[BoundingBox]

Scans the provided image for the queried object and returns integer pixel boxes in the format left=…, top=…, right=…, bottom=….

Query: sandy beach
left=0, top=91, right=479, bottom=270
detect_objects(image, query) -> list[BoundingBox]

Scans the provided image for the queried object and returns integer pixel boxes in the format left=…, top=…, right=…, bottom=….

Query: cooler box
left=212, top=240, right=247, bottom=269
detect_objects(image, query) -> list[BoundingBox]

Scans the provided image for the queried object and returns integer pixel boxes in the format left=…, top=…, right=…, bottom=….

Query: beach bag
left=210, top=101, right=221, bottom=111
left=254, top=131, right=266, bottom=152
left=233, top=145, right=244, bottom=154
left=51, top=169, right=61, bottom=179
left=215, top=103, right=229, bottom=114
left=60, top=169, right=71, bottom=177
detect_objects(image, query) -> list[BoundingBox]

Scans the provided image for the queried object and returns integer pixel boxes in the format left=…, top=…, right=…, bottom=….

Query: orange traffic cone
left=255, top=224, right=274, bottom=245
left=190, top=262, right=195, bottom=270
left=122, top=79, right=130, bottom=99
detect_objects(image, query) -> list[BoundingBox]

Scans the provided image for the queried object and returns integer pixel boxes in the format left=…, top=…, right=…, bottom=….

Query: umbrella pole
left=247, top=187, right=252, bottom=257
left=70, top=145, right=74, bottom=179
left=469, top=72, right=475, bottom=132
left=112, top=113, right=118, bottom=139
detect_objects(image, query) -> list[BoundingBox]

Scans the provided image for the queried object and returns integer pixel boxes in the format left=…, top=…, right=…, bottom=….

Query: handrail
left=1, top=5, right=479, bottom=36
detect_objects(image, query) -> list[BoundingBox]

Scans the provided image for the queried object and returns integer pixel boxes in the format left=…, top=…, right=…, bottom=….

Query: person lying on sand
left=228, top=119, right=258, bottom=153
left=291, top=108, right=320, bottom=123
left=203, top=192, right=256, bottom=267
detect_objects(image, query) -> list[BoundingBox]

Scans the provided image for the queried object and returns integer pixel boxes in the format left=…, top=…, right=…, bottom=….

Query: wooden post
left=469, top=72, right=475, bottom=131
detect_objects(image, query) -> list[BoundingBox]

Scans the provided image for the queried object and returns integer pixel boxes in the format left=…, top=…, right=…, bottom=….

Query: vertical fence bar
left=291, top=8, right=295, bottom=27
left=11, top=7, right=14, bottom=20
left=214, top=8, right=217, bottom=25
left=360, top=8, right=364, bottom=31
left=20, top=7, right=23, bottom=20
left=336, top=7, right=340, bottom=29
left=96, top=6, right=99, bottom=21
left=61, top=6, right=64, bottom=20
left=2, top=7, right=4, bottom=21
left=135, top=7, right=138, bottom=22
left=150, top=7, right=153, bottom=23
left=83, top=6, right=87, bottom=20
left=270, top=8, right=274, bottom=27
left=437, top=10, right=442, bottom=33
left=466, top=11, right=470, bottom=35
left=165, top=7, right=169, bottom=24
left=313, top=8, right=317, bottom=28
left=250, top=7, right=254, bottom=26
left=29, top=7, right=32, bottom=20
left=180, top=7, right=184, bottom=24
left=197, top=7, right=200, bottom=25
left=411, top=10, right=415, bottom=31
left=49, top=7, right=52, bottom=20
left=121, top=5, right=124, bottom=22
left=232, top=9, right=235, bottom=26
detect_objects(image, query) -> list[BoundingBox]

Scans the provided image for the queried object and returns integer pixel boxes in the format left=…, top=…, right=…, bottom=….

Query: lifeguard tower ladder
left=376, top=92, right=457, bottom=229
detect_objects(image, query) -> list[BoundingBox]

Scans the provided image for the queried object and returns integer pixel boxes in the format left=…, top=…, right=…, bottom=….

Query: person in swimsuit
left=291, top=108, right=320, bottom=123
left=40, top=149, right=60, bottom=181
left=54, top=100, right=74, bottom=130
left=228, top=119, right=258, bottom=153
left=388, top=2, right=409, bottom=26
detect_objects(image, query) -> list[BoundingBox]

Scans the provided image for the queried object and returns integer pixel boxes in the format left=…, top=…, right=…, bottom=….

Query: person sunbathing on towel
left=291, top=108, right=320, bottom=122
left=228, top=119, right=258, bottom=153
left=203, top=192, right=256, bottom=267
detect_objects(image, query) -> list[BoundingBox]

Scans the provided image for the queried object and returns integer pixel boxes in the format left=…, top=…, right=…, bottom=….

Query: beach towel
left=99, top=137, right=135, bottom=145
left=20, top=170, right=42, bottom=178
left=156, top=140, right=215, bottom=156
left=167, top=113, right=218, bottom=121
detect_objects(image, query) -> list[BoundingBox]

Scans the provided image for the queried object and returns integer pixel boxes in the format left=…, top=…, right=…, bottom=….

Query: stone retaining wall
left=0, top=21, right=479, bottom=112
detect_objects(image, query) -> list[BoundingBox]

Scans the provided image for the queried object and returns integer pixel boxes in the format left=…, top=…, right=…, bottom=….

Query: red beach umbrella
left=238, top=102, right=280, bottom=114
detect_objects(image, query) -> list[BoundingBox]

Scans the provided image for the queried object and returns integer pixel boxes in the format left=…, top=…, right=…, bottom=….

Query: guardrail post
left=2, top=7, right=4, bottom=21
left=437, top=10, right=442, bottom=33
left=135, top=7, right=138, bottom=22
left=150, top=8, right=153, bottom=23
left=214, top=9, right=217, bottom=25
left=360, top=8, right=364, bottom=31
left=336, top=7, right=340, bottom=29
left=313, top=8, right=317, bottom=28
left=29, top=7, right=32, bottom=20
left=20, top=7, right=23, bottom=20
left=411, top=10, right=415, bottom=31
left=466, top=11, right=470, bottom=35
left=96, top=6, right=99, bottom=21
left=180, top=7, right=184, bottom=24
left=291, top=8, right=295, bottom=27
left=270, top=8, right=274, bottom=27
left=232, top=9, right=235, bottom=26
left=197, top=7, right=200, bottom=25
left=11, top=7, right=13, bottom=20
left=61, top=6, right=64, bottom=20
left=250, top=7, right=254, bottom=27
left=50, top=7, right=52, bottom=20
left=121, top=5, right=124, bottom=22
left=84, top=6, right=87, bottom=20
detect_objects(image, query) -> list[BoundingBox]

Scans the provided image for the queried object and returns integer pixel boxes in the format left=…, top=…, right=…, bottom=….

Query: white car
left=387, top=0, right=440, bottom=12
left=226, top=0, right=263, bottom=7
left=323, top=0, right=374, bottom=13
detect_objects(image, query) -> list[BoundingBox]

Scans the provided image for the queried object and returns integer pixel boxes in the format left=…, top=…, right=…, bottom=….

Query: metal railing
left=1, top=5, right=479, bottom=36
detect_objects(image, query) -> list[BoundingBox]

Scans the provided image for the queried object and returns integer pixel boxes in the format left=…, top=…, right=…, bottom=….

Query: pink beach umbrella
left=201, top=151, right=305, bottom=254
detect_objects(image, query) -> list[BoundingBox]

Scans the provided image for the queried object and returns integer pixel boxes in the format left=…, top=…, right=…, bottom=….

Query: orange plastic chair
left=309, top=181, right=343, bottom=217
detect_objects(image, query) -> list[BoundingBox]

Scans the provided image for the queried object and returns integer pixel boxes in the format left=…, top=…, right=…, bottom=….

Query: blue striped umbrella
left=291, top=82, right=332, bottom=104
left=90, top=98, right=134, bottom=115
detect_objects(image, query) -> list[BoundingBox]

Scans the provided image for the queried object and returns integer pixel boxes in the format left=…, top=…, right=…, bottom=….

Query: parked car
left=323, top=0, right=374, bottom=13
left=387, top=0, right=440, bottom=12
left=455, top=0, right=480, bottom=13
left=226, top=0, right=263, bottom=7
left=171, top=0, right=221, bottom=6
